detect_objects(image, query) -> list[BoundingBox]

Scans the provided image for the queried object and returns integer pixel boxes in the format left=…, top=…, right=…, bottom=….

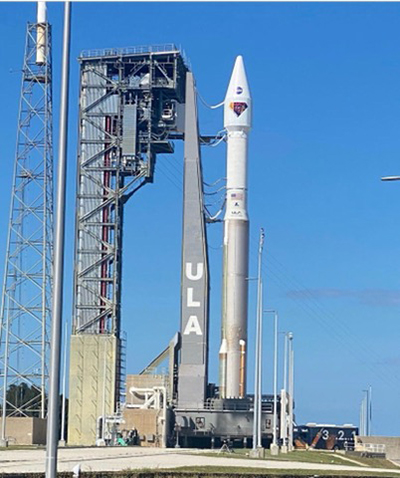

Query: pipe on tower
left=36, top=2, right=47, bottom=65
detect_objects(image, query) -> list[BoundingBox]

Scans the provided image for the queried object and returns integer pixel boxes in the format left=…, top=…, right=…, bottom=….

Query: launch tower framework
left=68, top=45, right=188, bottom=444
left=0, top=20, right=53, bottom=421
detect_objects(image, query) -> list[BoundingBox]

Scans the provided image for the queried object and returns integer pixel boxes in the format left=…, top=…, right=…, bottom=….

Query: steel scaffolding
left=73, top=47, right=187, bottom=338
left=68, top=47, right=188, bottom=445
left=0, top=21, right=53, bottom=423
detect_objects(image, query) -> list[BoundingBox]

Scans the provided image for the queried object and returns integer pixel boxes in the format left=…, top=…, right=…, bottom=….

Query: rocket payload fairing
left=219, top=56, right=252, bottom=399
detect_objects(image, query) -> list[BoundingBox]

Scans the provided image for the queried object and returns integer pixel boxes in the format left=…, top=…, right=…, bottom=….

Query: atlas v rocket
left=220, top=56, right=252, bottom=399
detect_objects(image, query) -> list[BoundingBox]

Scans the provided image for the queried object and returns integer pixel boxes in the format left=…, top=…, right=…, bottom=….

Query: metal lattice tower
left=73, top=45, right=187, bottom=338
left=0, top=19, right=53, bottom=422
left=68, top=46, right=188, bottom=444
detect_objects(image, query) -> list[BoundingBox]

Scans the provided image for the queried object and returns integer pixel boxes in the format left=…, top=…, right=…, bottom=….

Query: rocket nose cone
left=224, top=55, right=252, bottom=129
left=225, top=55, right=251, bottom=101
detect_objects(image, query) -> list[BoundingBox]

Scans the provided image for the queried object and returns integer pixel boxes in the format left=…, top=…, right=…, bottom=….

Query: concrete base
left=0, top=417, right=46, bottom=445
left=68, top=334, right=118, bottom=446
left=356, top=435, right=400, bottom=460
left=270, top=443, right=279, bottom=455
left=58, top=440, right=66, bottom=447
left=280, top=444, right=288, bottom=454
left=250, top=447, right=265, bottom=458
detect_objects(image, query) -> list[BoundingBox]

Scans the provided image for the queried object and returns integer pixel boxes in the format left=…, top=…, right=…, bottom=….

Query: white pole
left=264, top=309, right=279, bottom=455
left=283, top=333, right=288, bottom=393
left=45, top=3, right=71, bottom=476
left=369, top=385, right=372, bottom=436
left=281, top=332, right=289, bottom=452
left=272, top=312, right=278, bottom=449
left=252, top=229, right=264, bottom=454
left=359, top=399, right=364, bottom=436
left=363, top=397, right=366, bottom=436
left=363, top=389, right=370, bottom=436
left=252, top=289, right=260, bottom=450
left=257, top=281, right=263, bottom=448
left=288, top=333, right=294, bottom=452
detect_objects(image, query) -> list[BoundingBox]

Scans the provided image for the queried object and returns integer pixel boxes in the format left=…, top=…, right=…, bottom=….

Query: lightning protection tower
left=0, top=6, right=53, bottom=435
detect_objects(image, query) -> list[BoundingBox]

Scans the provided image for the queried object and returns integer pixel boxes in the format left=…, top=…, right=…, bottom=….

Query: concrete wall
left=357, top=435, right=400, bottom=460
left=0, top=417, right=46, bottom=445
left=122, top=408, right=159, bottom=446
left=68, top=334, right=118, bottom=446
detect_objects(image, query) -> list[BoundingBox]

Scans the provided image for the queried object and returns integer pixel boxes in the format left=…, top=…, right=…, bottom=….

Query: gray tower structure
left=0, top=16, right=53, bottom=432
left=68, top=45, right=188, bottom=445
left=177, top=72, right=210, bottom=409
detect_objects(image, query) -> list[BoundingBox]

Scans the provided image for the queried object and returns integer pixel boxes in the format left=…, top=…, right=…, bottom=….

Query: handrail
left=81, top=44, right=181, bottom=59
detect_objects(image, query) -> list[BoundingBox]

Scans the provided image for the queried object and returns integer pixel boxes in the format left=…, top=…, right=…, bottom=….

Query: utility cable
left=196, top=88, right=224, bottom=110
left=248, top=232, right=400, bottom=390
left=264, top=246, right=400, bottom=383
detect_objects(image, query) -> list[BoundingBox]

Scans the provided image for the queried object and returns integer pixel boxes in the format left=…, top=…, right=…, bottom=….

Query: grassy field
left=148, top=466, right=400, bottom=477
left=197, top=449, right=399, bottom=470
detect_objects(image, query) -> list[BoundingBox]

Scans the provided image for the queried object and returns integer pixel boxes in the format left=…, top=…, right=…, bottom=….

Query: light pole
left=362, top=387, right=372, bottom=436
left=45, top=3, right=71, bottom=477
left=360, top=395, right=366, bottom=436
left=251, top=228, right=265, bottom=458
left=279, top=331, right=288, bottom=453
left=283, top=332, right=288, bottom=393
left=287, top=332, right=294, bottom=452
left=369, top=385, right=372, bottom=435
left=264, top=309, right=279, bottom=455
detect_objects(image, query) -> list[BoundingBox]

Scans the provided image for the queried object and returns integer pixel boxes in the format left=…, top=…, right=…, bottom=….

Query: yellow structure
left=68, top=334, right=119, bottom=445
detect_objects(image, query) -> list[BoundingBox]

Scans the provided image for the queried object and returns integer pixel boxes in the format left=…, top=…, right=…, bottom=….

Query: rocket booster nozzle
left=224, top=55, right=252, bottom=130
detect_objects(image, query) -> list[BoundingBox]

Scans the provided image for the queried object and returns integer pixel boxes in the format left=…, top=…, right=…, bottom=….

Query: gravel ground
left=0, top=447, right=399, bottom=474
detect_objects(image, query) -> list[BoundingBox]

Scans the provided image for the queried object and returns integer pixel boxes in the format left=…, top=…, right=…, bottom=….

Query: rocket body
left=220, top=56, right=251, bottom=399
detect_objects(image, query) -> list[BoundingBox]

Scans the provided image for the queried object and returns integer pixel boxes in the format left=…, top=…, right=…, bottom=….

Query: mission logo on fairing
left=230, top=101, right=248, bottom=117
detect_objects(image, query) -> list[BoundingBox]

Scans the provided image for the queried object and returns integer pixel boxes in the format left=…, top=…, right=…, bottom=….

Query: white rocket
left=219, top=56, right=251, bottom=399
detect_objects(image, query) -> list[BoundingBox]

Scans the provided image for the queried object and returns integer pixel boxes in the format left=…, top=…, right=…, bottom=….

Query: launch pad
left=65, top=44, right=288, bottom=449
left=0, top=25, right=287, bottom=448
left=175, top=396, right=278, bottom=448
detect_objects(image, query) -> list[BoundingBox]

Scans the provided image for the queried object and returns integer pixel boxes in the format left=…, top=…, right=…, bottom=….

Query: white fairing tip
left=224, top=55, right=252, bottom=130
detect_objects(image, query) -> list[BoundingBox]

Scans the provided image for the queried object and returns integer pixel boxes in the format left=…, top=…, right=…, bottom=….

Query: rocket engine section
left=220, top=56, right=252, bottom=399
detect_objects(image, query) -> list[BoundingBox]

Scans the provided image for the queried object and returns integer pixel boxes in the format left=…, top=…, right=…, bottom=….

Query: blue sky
left=1, top=1, right=400, bottom=435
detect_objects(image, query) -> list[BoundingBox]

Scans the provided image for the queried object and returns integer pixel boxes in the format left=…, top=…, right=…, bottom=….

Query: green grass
left=0, top=444, right=44, bottom=451
left=199, top=450, right=353, bottom=466
left=195, top=449, right=398, bottom=470
left=147, top=466, right=400, bottom=477
left=339, top=457, right=400, bottom=471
